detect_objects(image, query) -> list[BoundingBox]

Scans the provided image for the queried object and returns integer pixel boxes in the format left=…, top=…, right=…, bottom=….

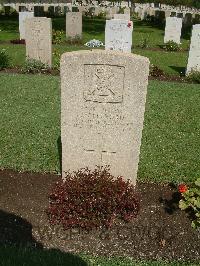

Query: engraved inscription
left=30, top=22, right=46, bottom=60
left=84, top=64, right=125, bottom=103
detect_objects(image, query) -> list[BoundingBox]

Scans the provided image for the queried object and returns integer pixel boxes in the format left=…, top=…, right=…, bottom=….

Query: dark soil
left=134, top=46, right=189, bottom=52
left=0, top=67, right=59, bottom=76
left=0, top=68, right=197, bottom=84
left=149, top=75, right=189, bottom=83
left=0, top=169, right=199, bottom=261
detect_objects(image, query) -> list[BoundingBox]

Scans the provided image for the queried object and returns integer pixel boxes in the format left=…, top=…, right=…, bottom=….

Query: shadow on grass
left=0, top=210, right=88, bottom=266
left=169, top=66, right=186, bottom=76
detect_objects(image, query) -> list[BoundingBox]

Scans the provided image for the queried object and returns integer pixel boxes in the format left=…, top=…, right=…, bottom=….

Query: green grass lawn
left=0, top=246, right=199, bottom=266
left=0, top=16, right=191, bottom=76
left=0, top=73, right=200, bottom=184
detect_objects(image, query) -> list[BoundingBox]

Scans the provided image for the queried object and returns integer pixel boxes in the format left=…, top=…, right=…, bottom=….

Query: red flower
left=127, top=22, right=132, bottom=28
left=178, top=184, right=188, bottom=193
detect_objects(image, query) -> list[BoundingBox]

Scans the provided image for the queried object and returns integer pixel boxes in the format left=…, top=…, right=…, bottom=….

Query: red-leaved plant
left=47, top=167, right=140, bottom=230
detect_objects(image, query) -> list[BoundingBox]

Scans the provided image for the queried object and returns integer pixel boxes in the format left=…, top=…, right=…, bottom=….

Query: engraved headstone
left=66, top=12, right=82, bottom=38
left=186, top=24, right=200, bottom=74
left=124, top=7, right=130, bottom=15
left=61, top=50, right=149, bottom=185
left=25, top=17, right=52, bottom=66
left=19, top=11, right=34, bottom=40
left=114, top=13, right=130, bottom=21
left=164, top=17, right=182, bottom=44
left=105, top=19, right=133, bottom=52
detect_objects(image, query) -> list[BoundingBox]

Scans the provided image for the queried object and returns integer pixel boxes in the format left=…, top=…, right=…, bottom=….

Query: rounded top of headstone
left=61, top=50, right=150, bottom=66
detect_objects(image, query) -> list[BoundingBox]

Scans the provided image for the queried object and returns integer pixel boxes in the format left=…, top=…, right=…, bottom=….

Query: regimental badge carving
left=84, top=64, right=125, bottom=103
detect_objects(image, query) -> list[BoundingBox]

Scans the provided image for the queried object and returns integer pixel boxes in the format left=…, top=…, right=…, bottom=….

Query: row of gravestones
left=2, top=4, right=130, bottom=18
left=136, top=7, right=200, bottom=26
left=21, top=12, right=200, bottom=74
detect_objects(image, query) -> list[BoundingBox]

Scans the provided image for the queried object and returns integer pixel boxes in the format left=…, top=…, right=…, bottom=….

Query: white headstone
left=25, top=17, right=52, bottom=67
left=114, top=13, right=130, bottom=21
left=186, top=24, right=200, bottom=74
left=61, top=50, right=150, bottom=185
left=105, top=19, right=133, bottom=52
left=164, top=17, right=182, bottom=44
left=66, top=12, right=82, bottom=38
left=19, top=11, right=34, bottom=40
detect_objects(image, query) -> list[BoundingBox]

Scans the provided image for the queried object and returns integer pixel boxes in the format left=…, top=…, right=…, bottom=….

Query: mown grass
left=0, top=16, right=191, bottom=75
left=0, top=246, right=199, bottom=266
left=0, top=73, right=200, bottom=183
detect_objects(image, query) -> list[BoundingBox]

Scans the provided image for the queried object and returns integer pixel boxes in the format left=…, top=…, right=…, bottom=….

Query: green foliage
left=52, top=29, right=64, bottom=44
left=118, top=7, right=125, bottom=14
left=97, top=11, right=106, bottom=19
left=179, top=178, right=200, bottom=229
left=53, top=48, right=61, bottom=70
left=87, top=7, right=95, bottom=17
left=21, top=59, right=49, bottom=74
left=186, top=69, right=200, bottom=84
left=138, top=35, right=150, bottom=49
left=0, top=49, right=10, bottom=69
left=149, top=64, right=164, bottom=77
left=163, top=41, right=182, bottom=52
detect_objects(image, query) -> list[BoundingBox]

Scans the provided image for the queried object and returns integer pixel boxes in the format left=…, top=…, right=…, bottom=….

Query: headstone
left=25, top=17, right=52, bottom=66
left=61, top=50, right=150, bottom=185
left=66, top=12, right=82, bottom=38
left=141, top=9, right=147, bottom=20
left=164, top=17, right=182, bottom=44
left=114, top=13, right=130, bottom=21
left=105, top=19, right=133, bottom=52
left=186, top=24, right=200, bottom=74
left=165, top=10, right=171, bottom=18
left=19, top=12, right=34, bottom=40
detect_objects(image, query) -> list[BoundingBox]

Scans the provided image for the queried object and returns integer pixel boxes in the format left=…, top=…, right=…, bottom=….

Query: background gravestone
left=114, top=14, right=130, bottom=21
left=105, top=19, right=133, bottom=52
left=61, top=50, right=149, bottom=185
left=164, top=17, right=182, bottom=44
left=19, top=11, right=34, bottom=40
left=186, top=24, right=200, bottom=74
left=66, top=12, right=82, bottom=38
left=25, top=17, right=52, bottom=66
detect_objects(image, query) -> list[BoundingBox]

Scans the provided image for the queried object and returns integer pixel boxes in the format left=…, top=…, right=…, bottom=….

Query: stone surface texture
left=164, top=17, right=182, bottom=44
left=105, top=19, right=133, bottom=52
left=114, top=13, right=130, bottom=21
left=186, top=24, right=200, bottom=74
left=61, top=50, right=149, bottom=185
left=19, top=11, right=34, bottom=39
left=66, top=12, right=82, bottom=38
left=25, top=17, right=52, bottom=66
